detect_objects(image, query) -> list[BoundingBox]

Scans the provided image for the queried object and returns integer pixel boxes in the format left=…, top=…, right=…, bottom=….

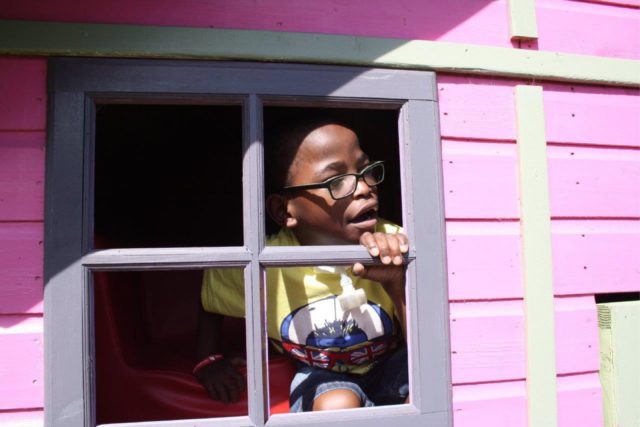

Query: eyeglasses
left=283, top=161, right=385, bottom=200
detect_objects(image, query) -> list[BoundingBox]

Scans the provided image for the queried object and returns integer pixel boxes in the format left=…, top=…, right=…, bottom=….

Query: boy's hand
left=353, top=232, right=409, bottom=288
left=195, top=357, right=246, bottom=403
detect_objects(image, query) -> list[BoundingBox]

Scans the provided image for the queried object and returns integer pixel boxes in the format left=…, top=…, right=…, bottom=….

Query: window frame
left=45, top=58, right=451, bottom=427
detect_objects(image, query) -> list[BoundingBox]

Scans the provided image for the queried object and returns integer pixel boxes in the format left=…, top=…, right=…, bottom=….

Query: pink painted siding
left=0, top=316, right=44, bottom=410
left=536, top=0, right=640, bottom=59
left=543, top=84, right=640, bottom=147
left=0, top=0, right=637, bottom=423
left=0, top=132, right=46, bottom=222
left=453, top=373, right=604, bottom=427
left=0, top=410, right=44, bottom=427
left=0, top=223, right=44, bottom=314
left=0, top=58, right=46, bottom=131
left=553, top=220, right=640, bottom=295
left=438, top=71, right=637, bottom=425
left=0, top=57, right=46, bottom=421
left=2, top=0, right=637, bottom=58
left=449, top=297, right=599, bottom=384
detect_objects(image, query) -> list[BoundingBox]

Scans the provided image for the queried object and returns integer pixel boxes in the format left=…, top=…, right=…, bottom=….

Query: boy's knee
left=312, top=389, right=361, bottom=411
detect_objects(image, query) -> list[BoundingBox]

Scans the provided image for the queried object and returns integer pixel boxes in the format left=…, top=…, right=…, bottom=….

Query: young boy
left=195, top=118, right=409, bottom=411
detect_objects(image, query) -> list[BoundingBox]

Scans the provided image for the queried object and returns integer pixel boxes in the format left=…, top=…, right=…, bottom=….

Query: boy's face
left=282, top=124, right=378, bottom=245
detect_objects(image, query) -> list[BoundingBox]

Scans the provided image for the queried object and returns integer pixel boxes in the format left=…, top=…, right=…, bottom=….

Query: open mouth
left=348, top=209, right=378, bottom=224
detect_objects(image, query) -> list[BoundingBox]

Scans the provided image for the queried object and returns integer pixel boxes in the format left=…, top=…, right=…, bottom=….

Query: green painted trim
left=598, top=301, right=640, bottom=427
left=515, top=85, right=558, bottom=427
left=508, top=0, right=539, bottom=40
left=1, top=20, right=639, bottom=87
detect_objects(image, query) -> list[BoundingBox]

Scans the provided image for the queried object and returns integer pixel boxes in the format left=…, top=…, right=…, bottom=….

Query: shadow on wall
left=0, top=0, right=500, bottom=44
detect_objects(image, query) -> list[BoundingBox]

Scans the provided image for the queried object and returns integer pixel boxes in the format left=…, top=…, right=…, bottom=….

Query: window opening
left=94, top=104, right=243, bottom=249
left=46, top=59, right=450, bottom=427
left=93, top=268, right=248, bottom=424
left=263, top=106, right=402, bottom=237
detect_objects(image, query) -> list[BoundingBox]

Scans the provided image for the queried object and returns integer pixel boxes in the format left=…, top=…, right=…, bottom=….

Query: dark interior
left=93, top=104, right=403, bottom=422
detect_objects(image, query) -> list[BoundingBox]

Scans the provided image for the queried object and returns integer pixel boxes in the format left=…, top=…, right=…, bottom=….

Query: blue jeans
left=289, top=345, right=409, bottom=412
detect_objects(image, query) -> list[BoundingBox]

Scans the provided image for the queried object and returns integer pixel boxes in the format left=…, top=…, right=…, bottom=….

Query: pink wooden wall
left=1, top=0, right=639, bottom=425
left=0, top=56, right=46, bottom=425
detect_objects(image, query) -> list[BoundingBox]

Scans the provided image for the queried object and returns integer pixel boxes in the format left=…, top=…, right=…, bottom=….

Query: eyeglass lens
left=328, top=163, right=384, bottom=199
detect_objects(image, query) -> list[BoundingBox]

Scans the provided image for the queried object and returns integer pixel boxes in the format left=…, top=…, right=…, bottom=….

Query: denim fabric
left=289, top=345, right=408, bottom=412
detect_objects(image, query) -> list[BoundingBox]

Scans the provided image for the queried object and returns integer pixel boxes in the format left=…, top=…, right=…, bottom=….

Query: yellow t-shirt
left=201, top=220, right=402, bottom=374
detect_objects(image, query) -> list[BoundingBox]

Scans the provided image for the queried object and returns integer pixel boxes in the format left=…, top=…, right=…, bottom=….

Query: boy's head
left=266, top=119, right=382, bottom=245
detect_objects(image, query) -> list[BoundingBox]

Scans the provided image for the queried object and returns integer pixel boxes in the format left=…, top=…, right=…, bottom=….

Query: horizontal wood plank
left=447, top=220, right=640, bottom=299
left=0, top=131, right=45, bottom=221
left=0, top=0, right=513, bottom=48
left=552, top=220, right=640, bottom=295
left=443, top=140, right=640, bottom=219
left=449, top=297, right=599, bottom=384
left=543, top=83, right=640, bottom=147
left=0, top=316, right=44, bottom=410
left=557, top=372, right=604, bottom=427
left=438, top=76, right=640, bottom=146
left=437, top=76, right=518, bottom=141
left=548, top=145, right=640, bottom=218
left=453, top=373, right=603, bottom=427
left=446, top=221, right=522, bottom=300
left=442, top=140, right=519, bottom=219
left=536, top=0, right=640, bottom=60
left=0, top=223, right=44, bottom=314
left=0, top=57, right=46, bottom=131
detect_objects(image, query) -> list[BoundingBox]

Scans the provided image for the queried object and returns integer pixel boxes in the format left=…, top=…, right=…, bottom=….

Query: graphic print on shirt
left=279, top=296, right=394, bottom=371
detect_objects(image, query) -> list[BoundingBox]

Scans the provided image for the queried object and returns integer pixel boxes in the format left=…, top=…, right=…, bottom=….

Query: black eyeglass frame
left=282, top=160, right=385, bottom=201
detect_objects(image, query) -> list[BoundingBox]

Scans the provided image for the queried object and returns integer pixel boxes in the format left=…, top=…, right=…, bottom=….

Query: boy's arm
left=353, top=231, right=408, bottom=339
left=195, top=306, right=245, bottom=402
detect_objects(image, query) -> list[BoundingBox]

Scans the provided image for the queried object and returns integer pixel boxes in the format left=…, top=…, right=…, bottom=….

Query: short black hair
left=264, top=115, right=353, bottom=195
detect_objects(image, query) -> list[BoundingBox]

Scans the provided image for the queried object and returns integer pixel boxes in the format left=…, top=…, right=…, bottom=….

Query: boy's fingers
left=352, top=262, right=365, bottom=276
left=384, top=234, right=403, bottom=265
left=373, top=233, right=391, bottom=264
left=360, top=232, right=379, bottom=256
left=398, top=233, right=409, bottom=253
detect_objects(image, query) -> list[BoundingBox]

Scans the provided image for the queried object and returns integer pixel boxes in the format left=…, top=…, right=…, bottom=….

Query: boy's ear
left=266, top=194, right=298, bottom=229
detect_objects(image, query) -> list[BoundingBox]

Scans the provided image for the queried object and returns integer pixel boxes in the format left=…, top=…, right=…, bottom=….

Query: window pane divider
left=243, top=94, right=268, bottom=426
left=81, top=247, right=252, bottom=269
left=259, top=246, right=415, bottom=266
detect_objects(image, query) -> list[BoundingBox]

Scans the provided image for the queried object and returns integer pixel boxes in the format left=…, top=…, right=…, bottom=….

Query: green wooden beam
left=1, top=19, right=639, bottom=87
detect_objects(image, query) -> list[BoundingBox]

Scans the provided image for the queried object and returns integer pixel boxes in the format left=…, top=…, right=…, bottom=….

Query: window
left=45, top=59, right=451, bottom=426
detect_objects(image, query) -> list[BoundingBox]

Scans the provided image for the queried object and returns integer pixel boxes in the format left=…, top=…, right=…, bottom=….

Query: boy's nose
left=353, top=177, right=373, bottom=198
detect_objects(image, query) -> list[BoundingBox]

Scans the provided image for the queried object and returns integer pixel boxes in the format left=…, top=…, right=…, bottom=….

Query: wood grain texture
left=0, top=315, right=43, bottom=410
left=552, top=220, right=640, bottom=295
left=536, top=0, right=640, bottom=59
left=450, top=298, right=599, bottom=384
left=0, top=57, right=46, bottom=131
left=543, top=83, right=640, bottom=147
left=0, top=131, right=45, bottom=221
left=442, top=140, right=520, bottom=219
left=437, top=76, right=518, bottom=141
left=0, top=223, right=44, bottom=314
left=0, top=0, right=515, bottom=47
left=438, top=76, right=640, bottom=146
left=554, top=296, right=600, bottom=375
left=447, top=220, right=640, bottom=299
left=442, top=140, right=640, bottom=219
left=508, top=0, right=539, bottom=40
left=446, top=221, right=523, bottom=300
left=557, top=373, right=604, bottom=427
left=452, top=373, right=603, bottom=427
left=1, top=20, right=638, bottom=86
left=548, top=145, right=640, bottom=218
left=515, top=85, right=557, bottom=427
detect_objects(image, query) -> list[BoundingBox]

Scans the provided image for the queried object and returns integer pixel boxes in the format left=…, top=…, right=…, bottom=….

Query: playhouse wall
left=1, top=1, right=639, bottom=426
